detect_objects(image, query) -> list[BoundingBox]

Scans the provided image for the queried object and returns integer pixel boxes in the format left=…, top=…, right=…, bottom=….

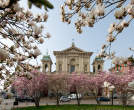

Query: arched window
left=70, top=59, right=75, bottom=73
left=98, top=65, right=101, bottom=70
left=84, top=65, right=87, bottom=73
left=116, top=65, right=119, bottom=71
left=120, top=66, right=122, bottom=70
left=70, top=59, right=75, bottom=65
left=45, top=64, right=48, bottom=72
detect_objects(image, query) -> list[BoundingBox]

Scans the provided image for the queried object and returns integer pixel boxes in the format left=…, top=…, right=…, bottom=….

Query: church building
left=42, top=42, right=104, bottom=74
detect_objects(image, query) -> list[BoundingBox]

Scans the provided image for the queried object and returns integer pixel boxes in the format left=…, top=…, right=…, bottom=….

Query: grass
left=13, top=104, right=134, bottom=110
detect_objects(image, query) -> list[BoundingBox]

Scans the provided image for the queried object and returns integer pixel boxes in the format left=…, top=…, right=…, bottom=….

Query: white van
left=68, top=94, right=82, bottom=100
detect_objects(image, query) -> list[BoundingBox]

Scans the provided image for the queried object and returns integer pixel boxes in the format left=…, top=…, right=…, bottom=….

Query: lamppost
left=109, top=86, right=115, bottom=106
left=103, top=82, right=110, bottom=97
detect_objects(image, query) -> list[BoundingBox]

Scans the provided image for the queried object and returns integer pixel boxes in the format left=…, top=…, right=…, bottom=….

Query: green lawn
left=13, top=104, right=134, bottom=110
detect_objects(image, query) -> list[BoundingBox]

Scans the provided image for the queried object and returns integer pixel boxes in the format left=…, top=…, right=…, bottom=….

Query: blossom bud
left=39, top=37, right=44, bottom=44
left=34, top=48, right=41, bottom=57
left=121, top=20, right=129, bottom=27
left=107, top=34, right=115, bottom=42
left=0, top=48, right=8, bottom=61
left=114, top=8, right=126, bottom=19
left=95, top=4, right=105, bottom=16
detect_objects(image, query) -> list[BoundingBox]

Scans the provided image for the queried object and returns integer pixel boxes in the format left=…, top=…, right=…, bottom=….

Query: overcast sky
left=20, top=0, right=134, bottom=72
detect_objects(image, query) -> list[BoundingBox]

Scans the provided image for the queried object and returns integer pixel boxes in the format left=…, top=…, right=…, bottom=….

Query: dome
left=42, top=55, right=51, bottom=61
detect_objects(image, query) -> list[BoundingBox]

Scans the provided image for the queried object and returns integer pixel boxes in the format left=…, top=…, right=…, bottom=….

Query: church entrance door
left=70, top=65, right=75, bottom=73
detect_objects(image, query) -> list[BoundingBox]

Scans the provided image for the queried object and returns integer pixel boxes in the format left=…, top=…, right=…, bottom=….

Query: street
left=14, top=97, right=134, bottom=108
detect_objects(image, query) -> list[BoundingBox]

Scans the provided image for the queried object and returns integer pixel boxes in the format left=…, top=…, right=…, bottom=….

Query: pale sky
left=20, top=0, right=134, bottom=72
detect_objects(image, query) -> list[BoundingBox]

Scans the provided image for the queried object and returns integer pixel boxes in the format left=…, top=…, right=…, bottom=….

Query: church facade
left=42, top=43, right=104, bottom=74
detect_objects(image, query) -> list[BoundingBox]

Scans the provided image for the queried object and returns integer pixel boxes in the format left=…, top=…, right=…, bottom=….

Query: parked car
left=60, top=96, right=71, bottom=102
left=48, top=92, right=55, bottom=98
left=110, top=93, right=120, bottom=99
left=15, top=96, right=34, bottom=102
left=68, top=94, right=82, bottom=100
left=113, top=94, right=120, bottom=99
left=97, top=97, right=110, bottom=102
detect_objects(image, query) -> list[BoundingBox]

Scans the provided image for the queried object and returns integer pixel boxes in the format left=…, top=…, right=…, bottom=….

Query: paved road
left=14, top=98, right=134, bottom=108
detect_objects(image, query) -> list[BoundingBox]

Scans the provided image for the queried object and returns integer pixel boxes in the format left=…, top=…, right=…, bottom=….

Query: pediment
left=61, top=46, right=85, bottom=53
left=53, top=43, right=93, bottom=56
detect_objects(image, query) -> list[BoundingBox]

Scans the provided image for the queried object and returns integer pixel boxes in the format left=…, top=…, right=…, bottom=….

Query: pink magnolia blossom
left=68, top=74, right=89, bottom=105
left=48, top=74, right=68, bottom=105
left=85, top=73, right=105, bottom=105
left=105, top=71, right=134, bottom=106
left=13, top=70, right=48, bottom=107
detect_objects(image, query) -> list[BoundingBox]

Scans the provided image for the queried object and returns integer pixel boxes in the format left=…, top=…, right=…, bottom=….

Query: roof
left=42, top=55, right=52, bottom=61
left=95, top=57, right=103, bottom=61
left=53, top=42, right=93, bottom=56
left=92, top=57, right=104, bottom=65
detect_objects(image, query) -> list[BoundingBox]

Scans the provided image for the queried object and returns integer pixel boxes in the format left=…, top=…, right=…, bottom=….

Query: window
left=45, top=64, right=48, bottom=72
left=70, top=58, right=75, bottom=73
left=59, top=64, right=62, bottom=72
left=84, top=65, right=87, bottom=73
left=70, top=65, right=75, bottom=73
left=93, top=66, right=95, bottom=73
left=124, top=64, right=127, bottom=67
left=120, top=66, right=122, bottom=70
left=116, top=65, right=119, bottom=72
left=67, top=64, right=69, bottom=72
left=98, top=65, right=101, bottom=70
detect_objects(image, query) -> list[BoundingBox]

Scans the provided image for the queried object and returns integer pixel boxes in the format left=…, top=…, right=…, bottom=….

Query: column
left=88, top=57, right=90, bottom=72
left=56, top=57, right=59, bottom=72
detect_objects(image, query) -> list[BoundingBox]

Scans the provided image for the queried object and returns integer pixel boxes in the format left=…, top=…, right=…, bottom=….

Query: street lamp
left=109, top=86, right=115, bottom=106
left=103, top=82, right=110, bottom=97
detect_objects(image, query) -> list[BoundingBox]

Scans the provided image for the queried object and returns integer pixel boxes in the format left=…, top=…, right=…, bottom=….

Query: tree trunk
left=56, top=93, right=60, bottom=106
left=76, top=91, right=80, bottom=106
left=34, top=98, right=40, bottom=107
left=96, top=98, right=100, bottom=105
left=121, top=92, right=127, bottom=106
left=92, top=92, right=100, bottom=105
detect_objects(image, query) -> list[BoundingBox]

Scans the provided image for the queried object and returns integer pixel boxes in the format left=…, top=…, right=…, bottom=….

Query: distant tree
left=48, top=74, right=68, bottom=105
left=105, top=71, right=134, bottom=106
left=13, top=71, right=48, bottom=107
left=68, top=74, right=88, bottom=106
left=86, top=73, right=105, bottom=105
left=61, top=0, right=134, bottom=57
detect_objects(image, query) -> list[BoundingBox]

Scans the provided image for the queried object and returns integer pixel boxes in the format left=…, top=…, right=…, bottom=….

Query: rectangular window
left=84, top=65, right=87, bottom=73
left=116, top=65, right=118, bottom=71
left=59, top=64, right=62, bottom=72
left=120, top=66, right=122, bottom=70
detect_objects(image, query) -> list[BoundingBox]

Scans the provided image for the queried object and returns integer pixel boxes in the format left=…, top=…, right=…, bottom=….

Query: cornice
left=54, top=51, right=93, bottom=56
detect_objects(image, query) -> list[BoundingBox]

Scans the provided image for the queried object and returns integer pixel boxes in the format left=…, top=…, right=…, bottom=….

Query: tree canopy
left=0, top=0, right=54, bottom=10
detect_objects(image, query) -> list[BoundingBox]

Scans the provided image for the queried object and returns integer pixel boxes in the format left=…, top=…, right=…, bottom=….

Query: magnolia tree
left=0, top=0, right=52, bottom=90
left=68, top=73, right=89, bottom=106
left=85, top=73, right=105, bottom=105
left=13, top=71, right=48, bottom=107
left=0, top=0, right=53, bottom=10
left=61, top=0, right=134, bottom=58
left=105, top=71, right=134, bottom=106
left=48, top=74, right=69, bottom=105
